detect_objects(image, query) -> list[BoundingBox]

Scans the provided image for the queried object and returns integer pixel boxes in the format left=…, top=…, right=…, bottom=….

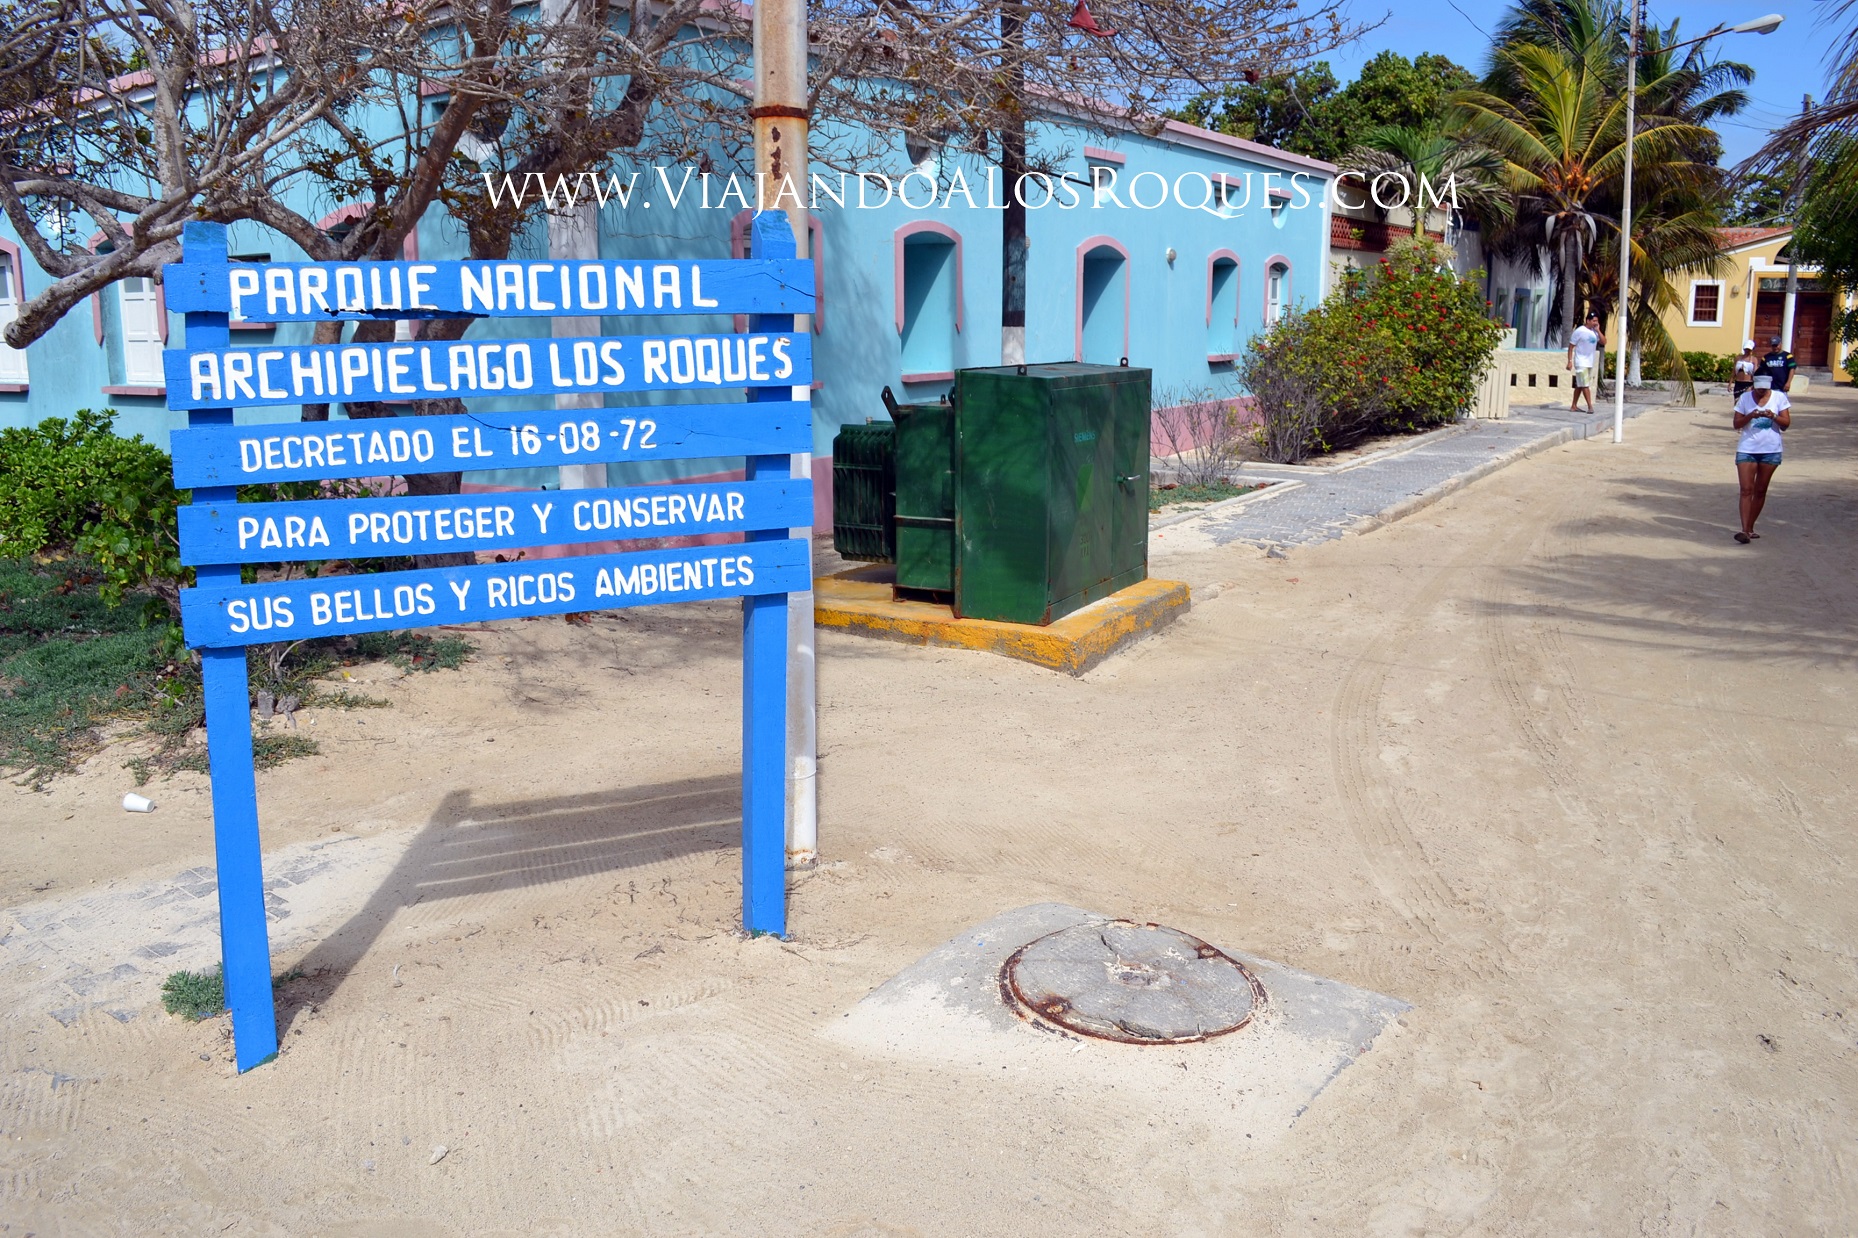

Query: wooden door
left=1793, top=293, right=1832, bottom=366
left=1754, top=291, right=1784, bottom=344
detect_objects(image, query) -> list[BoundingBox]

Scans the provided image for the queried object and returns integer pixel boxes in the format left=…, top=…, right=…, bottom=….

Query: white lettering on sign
left=226, top=595, right=295, bottom=634
left=571, top=490, right=745, bottom=531
left=592, top=554, right=755, bottom=599
left=237, top=514, right=333, bottom=550
left=237, top=429, right=436, bottom=474
left=308, top=582, right=437, bottom=627
left=484, top=571, right=576, bottom=608
left=186, top=334, right=790, bottom=406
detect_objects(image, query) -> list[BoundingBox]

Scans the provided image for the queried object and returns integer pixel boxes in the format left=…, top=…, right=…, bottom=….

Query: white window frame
left=118, top=276, right=166, bottom=385
left=1265, top=261, right=1291, bottom=326
left=0, top=244, right=28, bottom=384
left=1688, top=279, right=1725, bottom=328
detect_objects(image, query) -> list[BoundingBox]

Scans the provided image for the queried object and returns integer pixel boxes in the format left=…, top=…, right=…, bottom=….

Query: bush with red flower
left=1242, top=237, right=1506, bottom=462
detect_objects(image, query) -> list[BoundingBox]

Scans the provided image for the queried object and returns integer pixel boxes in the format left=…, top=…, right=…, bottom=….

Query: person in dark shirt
left=1759, top=335, right=1797, bottom=392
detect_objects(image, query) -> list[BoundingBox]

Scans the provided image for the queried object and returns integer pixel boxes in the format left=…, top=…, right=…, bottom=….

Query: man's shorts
left=1572, top=366, right=1593, bottom=389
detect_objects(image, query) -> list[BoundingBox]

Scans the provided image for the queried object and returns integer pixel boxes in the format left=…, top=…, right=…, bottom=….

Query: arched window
left=895, top=222, right=962, bottom=383
left=1264, top=257, right=1292, bottom=325
left=1076, top=237, right=1129, bottom=364
left=1206, top=250, right=1240, bottom=361
left=0, top=239, right=28, bottom=386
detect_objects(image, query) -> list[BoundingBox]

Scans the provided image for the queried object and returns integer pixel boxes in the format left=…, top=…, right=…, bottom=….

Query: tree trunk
left=1560, top=231, right=1580, bottom=349
left=1629, top=341, right=1642, bottom=385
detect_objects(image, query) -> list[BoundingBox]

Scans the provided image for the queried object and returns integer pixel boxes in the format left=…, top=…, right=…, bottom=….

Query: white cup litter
left=122, top=793, right=155, bottom=813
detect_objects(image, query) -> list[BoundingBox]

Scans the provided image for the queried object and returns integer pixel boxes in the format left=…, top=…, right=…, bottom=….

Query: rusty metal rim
left=997, top=920, right=1269, bottom=1046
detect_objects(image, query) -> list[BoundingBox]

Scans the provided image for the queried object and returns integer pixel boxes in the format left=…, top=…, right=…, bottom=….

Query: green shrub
left=0, top=410, right=188, bottom=610
left=1601, top=351, right=1736, bottom=383
left=1681, top=351, right=1735, bottom=383
left=160, top=967, right=227, bottom=1020
left=1244, top=243, right=1507, bottom=462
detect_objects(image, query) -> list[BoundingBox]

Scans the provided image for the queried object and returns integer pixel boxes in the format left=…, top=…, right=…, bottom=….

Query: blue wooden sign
left=182, top=539, right=811, bottom=644
left=177, top=479, right=813, bottom=565
left=168, top=215, right=811, bottom=1072
left=169, top=401, right=811, bottom=486
left=164, top=331, right=810, bottom=409
left=163, top=257, right=814, bottom=321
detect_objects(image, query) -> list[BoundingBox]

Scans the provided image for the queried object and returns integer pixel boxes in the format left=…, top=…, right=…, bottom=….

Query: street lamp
left=1612, top=7, right=1783, bottom=444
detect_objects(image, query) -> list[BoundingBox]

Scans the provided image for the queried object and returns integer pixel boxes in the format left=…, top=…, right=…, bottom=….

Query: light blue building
left=0, top=105, right=1334, bottom=525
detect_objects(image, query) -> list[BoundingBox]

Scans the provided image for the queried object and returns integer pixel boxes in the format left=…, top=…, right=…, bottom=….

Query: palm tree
left=1344, top=122, right=1514, bottom=236
left=1587, top=197, right=1724, bottom=393
left=1451, top=40, right=1718, bottom=347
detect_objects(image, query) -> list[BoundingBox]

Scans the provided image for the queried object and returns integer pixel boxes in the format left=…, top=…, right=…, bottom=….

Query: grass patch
left=354, top=630, right=472, bottom=672
left=308, top=688, right=390, bottom=709
left=1, top=557, right=471, bottom=784
left=160, top=968, right=226, bottom=1021
left=0, top=557, right=177, bottom=785
left=161, top=965, right=308, bottom=1021
left=1149, top=481, right=1264, bottom=512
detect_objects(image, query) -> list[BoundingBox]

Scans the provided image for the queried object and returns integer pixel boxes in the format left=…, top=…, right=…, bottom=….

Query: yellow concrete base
left=814, top=568, right=1191, bottom=675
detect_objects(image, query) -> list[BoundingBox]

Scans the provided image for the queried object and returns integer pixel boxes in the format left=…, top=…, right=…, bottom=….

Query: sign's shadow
left=275, top=775, right=739, bottom=1026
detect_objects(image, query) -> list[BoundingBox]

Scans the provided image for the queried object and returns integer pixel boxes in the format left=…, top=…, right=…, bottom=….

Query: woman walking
left=1733, top=374, right=1790, bottom=544
left=1733, top=341, right=1757, bottom=399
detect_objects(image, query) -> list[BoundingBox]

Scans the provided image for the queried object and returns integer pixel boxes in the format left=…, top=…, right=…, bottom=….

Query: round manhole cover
left=1000, top=921, right=1266, bottom=1044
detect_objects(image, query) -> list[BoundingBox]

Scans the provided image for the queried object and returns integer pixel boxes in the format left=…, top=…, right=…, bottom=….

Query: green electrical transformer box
left=954, top=363, right=1151, bottom=625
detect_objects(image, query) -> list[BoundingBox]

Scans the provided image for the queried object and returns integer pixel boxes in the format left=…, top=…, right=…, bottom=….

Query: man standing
left=1758, top=334, right=1797, bottom=392
left=1566, top=312, right=1605, bottom=413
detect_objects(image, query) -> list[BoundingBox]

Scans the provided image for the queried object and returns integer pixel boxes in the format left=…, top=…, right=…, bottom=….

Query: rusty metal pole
left=751, top=0, right=818, bottom=868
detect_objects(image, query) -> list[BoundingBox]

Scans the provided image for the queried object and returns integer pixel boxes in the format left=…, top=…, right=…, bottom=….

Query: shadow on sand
left=274, top=774, right=741, bottom=1024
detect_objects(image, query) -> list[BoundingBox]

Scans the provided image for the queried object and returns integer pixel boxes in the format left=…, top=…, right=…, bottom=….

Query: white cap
left=1743, top=339, right=1756, bottom=350
left=1752, top=375, right=1773, bottom=389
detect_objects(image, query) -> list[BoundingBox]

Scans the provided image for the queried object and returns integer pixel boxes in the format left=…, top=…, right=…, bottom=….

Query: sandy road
left=1, top=389, right=1855, bottom=1234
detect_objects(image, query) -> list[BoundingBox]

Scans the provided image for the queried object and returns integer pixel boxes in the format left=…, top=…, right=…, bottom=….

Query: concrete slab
left=813, top=569, right=1190, bottom=675
left=825, top=904, right=1409, bottom=1143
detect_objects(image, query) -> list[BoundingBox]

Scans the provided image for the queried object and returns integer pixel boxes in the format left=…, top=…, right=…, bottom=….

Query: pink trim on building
left=1074, top=236, right=1131, bottom=363
left=0, top=238, right=23, bottom=303
left=1082, top=145, right=1126, bottom=165
left=892, top=220, right=964, bottom=334
left=1204, top=249, right=1240, bottom=326
left=1262, top=253, right=1292, bottom=324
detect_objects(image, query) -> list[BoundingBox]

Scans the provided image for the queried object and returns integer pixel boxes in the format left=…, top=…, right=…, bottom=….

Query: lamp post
left=1612, top=7, right=1783, bottom=444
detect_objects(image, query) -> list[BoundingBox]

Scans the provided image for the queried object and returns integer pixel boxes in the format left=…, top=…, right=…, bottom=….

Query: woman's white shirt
left=1734, top=356, right=1756, bottom=380
left=1735, top=390, right=1790, bottom=454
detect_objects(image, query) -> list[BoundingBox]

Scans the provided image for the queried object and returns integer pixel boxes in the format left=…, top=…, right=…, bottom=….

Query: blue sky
left=1327, top=0, right=1843, bottom=165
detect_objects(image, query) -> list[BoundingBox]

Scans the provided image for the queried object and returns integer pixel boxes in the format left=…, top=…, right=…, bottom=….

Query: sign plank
left=164, top=332, right=810, bottom=410
left=169, top=401, right=810, bottom=487
left=177, top=478, right=812, bottom=565
left=163, top=258, right=815, bottom=321
left=180, top=537, right=811, bottom=648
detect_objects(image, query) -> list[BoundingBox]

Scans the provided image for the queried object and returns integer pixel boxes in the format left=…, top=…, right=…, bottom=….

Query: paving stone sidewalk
left=1158, top=401, right=1663, bottom=550
left=0, top=831, right=408, bottom=1029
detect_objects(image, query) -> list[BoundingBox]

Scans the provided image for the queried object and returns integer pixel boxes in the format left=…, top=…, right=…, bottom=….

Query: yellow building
left=1660, top=226, right=1853, bottom=384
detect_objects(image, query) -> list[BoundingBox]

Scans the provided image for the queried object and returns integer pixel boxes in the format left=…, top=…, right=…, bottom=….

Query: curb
left=1347, top=412, right=1626, bottom=535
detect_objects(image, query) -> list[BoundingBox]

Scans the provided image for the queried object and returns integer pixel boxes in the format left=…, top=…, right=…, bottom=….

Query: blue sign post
left=168, top=215, right=813, bottom=1071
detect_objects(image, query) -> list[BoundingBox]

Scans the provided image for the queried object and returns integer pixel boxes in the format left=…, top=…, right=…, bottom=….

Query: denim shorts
left=1736, top=451, right=1783, bottom=465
